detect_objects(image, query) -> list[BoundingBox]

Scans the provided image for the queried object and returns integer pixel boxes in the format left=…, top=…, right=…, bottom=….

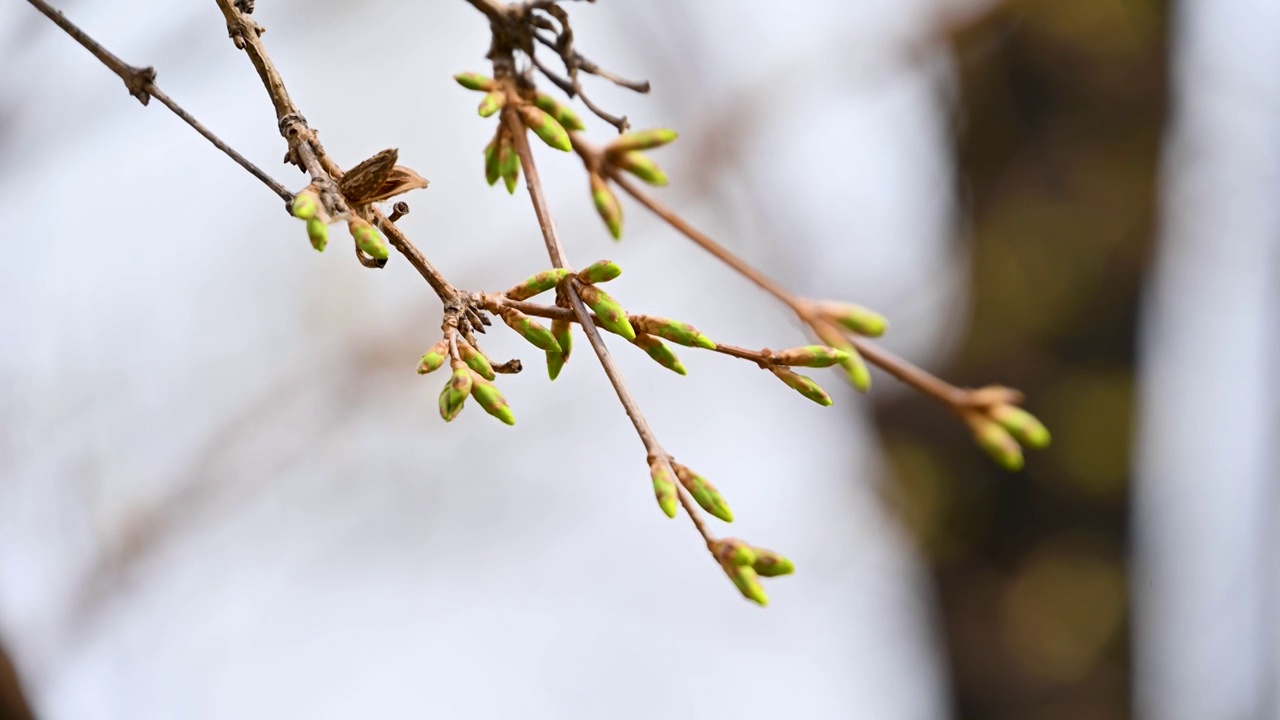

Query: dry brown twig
left=28, top=0, right=1051, bottom=605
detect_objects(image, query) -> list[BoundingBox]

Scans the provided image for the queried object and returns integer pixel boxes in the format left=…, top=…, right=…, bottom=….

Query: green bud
left=305, top=217, right=328, bottom=252
left=613, top=151, right=669, bottom=186
left=605, top=128, right=679, bottom=155
left=499, top=307, right=562, bottom=353
left=348, top=218, right=388, bottom=260
left=477, top=91, right=505, bottom=118
left=649, top=457, right=679, bottom=519
left=546, top=318, right=573, bottom=380
left=812, top=321, right=871, bottom=393
left=818, top=301, right=889, bottom=337
left=439, top=364, right=472, bottom=422
left=673, top=463, right=733, bottom=522
left=469, top=372, right=515, bottom=426
left=714, top=539, right=757, bottom=567
left=291, top=189, right=320, bottom=220
left=590, top=173, right=623, bottom=240
left=770, top=367, right=833, bottom=407
left=504, top=268, right=571, bottom=301
left=577, top=285, right=635, bottom=340
left=721, top=562, right=768, bottom=606
left=518, top=105, right=572, bottom=152
left=631, top=334, right=686, bottom=375
left=417, top=339, right=449, bottom=375
left=457, top=340, right=495, bottom=381
left=533, top=92, right=585, bottom=132
left=498, top=139, right=520, bottom=194
left=989, top=404, right=1052, bottom=450
left=972, top=417, right=1025, bottom=471
left=454, top=72, right=495, bottom=91
left=483, top=138, right=500, bottom=187
left=630, top=315, right=716, bottom=350
left=750, top=547, right=795, bottom=577
left=772, top=345, right=851, bottom=369
left=576, top=259, right=623, bottom=285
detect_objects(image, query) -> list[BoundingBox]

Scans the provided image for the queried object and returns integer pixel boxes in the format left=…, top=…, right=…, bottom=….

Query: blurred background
left=0, top=0, right=1277, bottom=718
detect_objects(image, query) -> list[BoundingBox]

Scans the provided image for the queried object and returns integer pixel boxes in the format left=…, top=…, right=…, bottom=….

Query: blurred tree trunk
left=877, top=1, right=1169, bottom=718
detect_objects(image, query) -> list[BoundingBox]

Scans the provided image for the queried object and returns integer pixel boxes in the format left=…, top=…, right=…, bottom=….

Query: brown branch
left=212, top=0, right=465, bottom=306
left=26, top=0, right=293, bottom=203
left=605, top=165, right=970, bottom=410
left=502, top=107, right=714, bottom=547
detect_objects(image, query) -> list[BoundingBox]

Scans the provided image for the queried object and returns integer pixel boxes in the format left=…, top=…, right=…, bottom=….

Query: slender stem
left=212, top=0, right=462, bottom=304
left=608, top=168, right=803, bottom=311
left=504, top=110, right=664, bottom=454
left=609, top=165, right=972, bottom=409
left=149, top=88, right=292, bottom=201
left=27, top=0, right=292, bottom=202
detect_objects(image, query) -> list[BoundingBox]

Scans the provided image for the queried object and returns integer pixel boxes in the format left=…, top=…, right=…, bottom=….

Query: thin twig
left=26, top=0, right=292, bottom=202
left=212, top=0, right=465, bottom=306
left=606, top=166, right=969, bottom=410
left=502, top=107, right=714, bottom=547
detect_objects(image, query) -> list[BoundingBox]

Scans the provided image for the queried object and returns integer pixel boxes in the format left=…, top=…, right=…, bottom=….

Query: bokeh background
left=1, top=1, right=1277, bottom=718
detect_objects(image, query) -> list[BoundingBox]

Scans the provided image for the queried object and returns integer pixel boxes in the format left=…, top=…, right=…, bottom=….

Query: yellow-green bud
left=499, top=307, right=562, bottom=353
left=417, top=339, right=449, bottom=375
left=504, top=268, right=571, bottom=301
left=631, top=334, right=686, bottom=375
left=305, top=217, right=328, bottom=252
left=469, top=371, right=515, bottom=425
left=533, top=92, right=585, bottom=132
left=518, top=105, right=572, bottom=152
left=989, top=404, right=1051, bottom=450
left=613, top=152, right=669, bottom=186
left=576, top=259, right=623, bottom=285
left=589, top=173, right=623, bottom=240
left=348, top=218, right=388, bottom=260
left=577, top=285, right=635, bottom=340
left=454, top=72, right=495, bottom=91
left=477, top=91, right=505, bottom=118
left=770, top=367, right=833, bottom=407
left=605, top=128, right=678, bottom=155
left=649, top=457, right=679, bottom=519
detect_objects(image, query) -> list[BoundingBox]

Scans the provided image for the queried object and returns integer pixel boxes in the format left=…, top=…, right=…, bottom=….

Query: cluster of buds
left=960, top=386, right=1052, bottom=471
left=455, top=73, right=583, bottom=194
left=588, top=129, right=678, bottom=240
left=288, top=185, right=389, bottom=261
left=418, top=337, right=515, bottom=426
left=805, top=301, right=889, bottom=394
left=709, top=538, right=795, bottom=606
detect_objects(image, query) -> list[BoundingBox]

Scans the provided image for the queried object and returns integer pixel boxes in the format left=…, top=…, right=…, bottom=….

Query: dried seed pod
left=772, top=345, right=851, bottom=369
left=504, top=268, right=571, bottom=301
left=439, top=363, right=472, bottom=422
left=546, top=318, right=573, bottom=380
left=497, top=138, right=520, bottom=194
left=720, top=560, right=768, bottom=606
left=605, top=128, right=678, bottom=156
left=613, top=151, right=669, bottom=186
left=576, top=259, right=623, bottom=285
left=499, top=307, right=562, bottom=353
left=750, top=547, right=795, bottom=577
left=672, top=462, right=733, bottom=522
left=970, top=416, right=1025, bottom=471
left=989, top=404, right=1051, bottom=450
left=589, top=172, right=623, bottom=240
left=417, top=339, right=449, bottom=375
left=348, top=217, right=389, bottom=260
left=468, top=371, right=515, bottom=425
left=517, top=105, right=572, bottom=152
left=713, top=539, right=758, bottom=567
left=631, top=334, right=686, bottom=375
left=457, top=340, right=495, bottom=381
left=577, top=285, right=635, bottom=340
left=483, top=137, right=500, bottom=187
left=648, top=457, right=679, bottom=519
left=361, top=165, right=429, bottom=204
left=477, top=91, right=505, bottom=118
left=290, top=188, right=320, bottom=220
left=454, top=72, right=495, bottom=91
left=533, top=92, right=585, bottom=132
left=769, top=367, right=833, bottom=407
left=629, top=315, right=716, bottom=350
left=817, top=301, right=889, bottom=338
left=305, top=217, right=328, bottom=253
left=339, top=148, right=399, bottom=206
